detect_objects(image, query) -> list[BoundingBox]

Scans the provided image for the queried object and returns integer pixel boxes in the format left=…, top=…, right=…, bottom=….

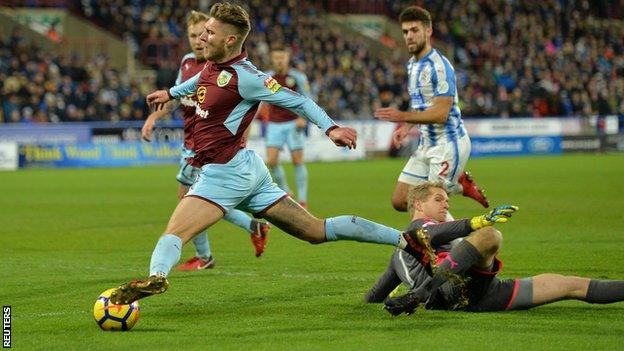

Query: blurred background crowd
left=1, top=0, right=622, bottom=123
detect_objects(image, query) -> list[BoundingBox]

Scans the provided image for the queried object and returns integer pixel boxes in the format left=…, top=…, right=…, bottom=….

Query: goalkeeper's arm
left=470, top=205, right=519, bottom=230
left=405, top=205, right=519, bottom=249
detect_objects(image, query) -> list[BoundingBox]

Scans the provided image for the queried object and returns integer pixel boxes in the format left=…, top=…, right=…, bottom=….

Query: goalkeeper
left=366, top=181, right=624, bottom=315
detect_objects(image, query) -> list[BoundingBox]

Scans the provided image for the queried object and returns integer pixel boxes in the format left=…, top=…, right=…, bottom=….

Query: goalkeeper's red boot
left=109, top=275, right=169, bottom=305
left=175, top=256, right=215, bottom=271
left=458, top=171, right=489, bottom=208
left=250, top=221, right=270, bottom=257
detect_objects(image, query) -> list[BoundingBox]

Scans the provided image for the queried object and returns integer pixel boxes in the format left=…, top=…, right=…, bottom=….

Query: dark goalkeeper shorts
left=428, top=258, right=534, bottom=312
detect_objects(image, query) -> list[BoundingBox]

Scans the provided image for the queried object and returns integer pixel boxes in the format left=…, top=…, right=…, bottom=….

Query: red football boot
left=250, top=221, right=270, bottom=257
left=458, top=171, right=489, bottom=208
left=175, top=256, right=215, bottom=271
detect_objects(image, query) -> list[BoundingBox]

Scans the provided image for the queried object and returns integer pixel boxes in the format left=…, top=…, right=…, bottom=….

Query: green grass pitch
left=2, top=154, right=624, bottom=350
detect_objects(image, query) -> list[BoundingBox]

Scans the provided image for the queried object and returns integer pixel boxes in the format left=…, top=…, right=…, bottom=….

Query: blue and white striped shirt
left=407, top=48, right=466, bottom=146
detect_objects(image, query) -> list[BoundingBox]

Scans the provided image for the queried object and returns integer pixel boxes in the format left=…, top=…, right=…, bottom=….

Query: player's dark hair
left=210, top=2, right=251, bottom=39
left=399, top=6, right=432, bottom=27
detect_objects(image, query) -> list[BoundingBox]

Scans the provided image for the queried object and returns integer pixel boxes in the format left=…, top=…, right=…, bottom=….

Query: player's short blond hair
left=186, top=10, right=209, bottom=29
left=210, top=2, right=251, bottom=40
left=407, top=181, right=446, bottom=215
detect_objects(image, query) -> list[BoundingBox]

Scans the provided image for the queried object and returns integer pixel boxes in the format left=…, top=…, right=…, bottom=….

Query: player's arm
left=375, top=59, right=457, bottom=124
left=237, top=68, right=356, bottom=149
left=391, top=122, right=416, bottom=148
left=374, top=96, right=453, bottom=124
left=407, top=205, right=519, bottom=248
left=294, top=71, right=313, bottom=129
left=141, top=101, right=178, bottom=141
left=145, top=72, right=201, bottom=108
left=469, top=205, right=519, bottom=230
left=365, top=258, right=402, bottom=303
left=406, top=219, right=473, bottom=249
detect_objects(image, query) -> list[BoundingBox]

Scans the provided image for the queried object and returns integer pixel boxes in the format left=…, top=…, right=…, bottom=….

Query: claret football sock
left=294, top=164, right=308, bottom=203
left=191, top=231, right=212, bottom=259
left=325, top=216, right=401, bottom=245
left=224, top=209, right=253, bottom=233
left=149, top=234, right=183, bottom=277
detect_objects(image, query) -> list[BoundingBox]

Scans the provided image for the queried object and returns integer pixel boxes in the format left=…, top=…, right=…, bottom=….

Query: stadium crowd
left=0, top=28, right=154, bottom=123
left=424, top=0, right=624, bottom=117
left=71, top=0, right=403, bottom=120
left=1, top=0, right=622, bottom=123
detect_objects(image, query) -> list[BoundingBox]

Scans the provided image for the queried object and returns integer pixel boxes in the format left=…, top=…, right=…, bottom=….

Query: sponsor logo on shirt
left=264, top=77, right=282, bottom=94
left=217, top=70, right=233, bottom=87
left=180, top=96, right=198, bottom=108
left=195, top=105, right=210, bottom=119
left=438, top=81, right=449, bottom=94
left=419, top=66, right=431, bottom=85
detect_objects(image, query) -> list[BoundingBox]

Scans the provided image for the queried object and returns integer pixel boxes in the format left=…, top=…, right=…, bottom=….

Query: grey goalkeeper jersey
left=365, top=218, right=473, bottom=303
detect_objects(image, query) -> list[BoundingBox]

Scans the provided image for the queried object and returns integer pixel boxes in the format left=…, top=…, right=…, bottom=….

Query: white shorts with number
left=397, top=134, right=471, bottom=194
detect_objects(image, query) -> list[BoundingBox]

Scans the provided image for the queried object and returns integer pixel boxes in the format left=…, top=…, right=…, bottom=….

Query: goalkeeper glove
left=470, top=205, right=519, bottom=230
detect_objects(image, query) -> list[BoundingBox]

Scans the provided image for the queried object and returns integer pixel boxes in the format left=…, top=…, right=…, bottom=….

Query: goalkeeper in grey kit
left=367, top=181, right=624, bottom=315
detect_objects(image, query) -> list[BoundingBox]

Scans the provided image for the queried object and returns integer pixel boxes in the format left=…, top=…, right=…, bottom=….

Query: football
left=93, top=288, right=140, bottom=331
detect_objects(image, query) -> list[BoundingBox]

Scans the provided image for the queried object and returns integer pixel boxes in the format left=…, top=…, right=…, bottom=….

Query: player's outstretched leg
left=223, top=209, right=271, bottom=257
left=261, top=197, right=433, bottom=260
left=385, top=227, right=501, bottom=315
left=458, top=171, right=489, bottom=208
left=384, top=288, right=430, bottom=316
left=176, top=231, right=216, bottom=271
left=223, top=209, right=252, bottom=232
left=250, top=219, right=270, bottom=257
left=110, top=234, right=181, bottom=304
left=294, top=164, right=308, bottom=208
left=270, top=164, right=291, bottom=194
left=110, top=197, right=223, bottom=304
left=519, top=274, right=624, bottom=309
left=110, top=276, right=170, bottom=305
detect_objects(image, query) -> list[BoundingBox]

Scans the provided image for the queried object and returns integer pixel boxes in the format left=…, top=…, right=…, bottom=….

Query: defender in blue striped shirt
left=375, top=6, right=489, bottom=215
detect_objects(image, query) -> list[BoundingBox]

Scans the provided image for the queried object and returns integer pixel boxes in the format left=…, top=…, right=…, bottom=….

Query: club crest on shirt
left=217, top=70, right=233, bottom=87
left=264, top=76, right=282, bottom=94
left=285, top=76, right=296, bottom=87
left=197, top=86, right=207, bottom=103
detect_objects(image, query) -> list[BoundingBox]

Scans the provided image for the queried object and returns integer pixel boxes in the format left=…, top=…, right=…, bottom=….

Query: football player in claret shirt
left=110, top=2, right=435, bottom=305
left=262, top=45, right=312, bottom=208
left=140, top=10, right=270, bottom=270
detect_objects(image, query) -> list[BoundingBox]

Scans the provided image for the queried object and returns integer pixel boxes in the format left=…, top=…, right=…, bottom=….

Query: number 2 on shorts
left=439, top=161, right=450, bottom=177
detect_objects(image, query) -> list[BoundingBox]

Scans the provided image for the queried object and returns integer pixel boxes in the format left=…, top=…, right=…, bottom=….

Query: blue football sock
left=325, top=216, right=401, bottom=246
left=271, top=164, right=291, bottom=193
left=192, top=231, right=212, bottom=259
left=294, top=164, right=308, bottom=202
left=149, top=234, right=182, bottom=277
left=224, top=209, right=253, bottom=233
